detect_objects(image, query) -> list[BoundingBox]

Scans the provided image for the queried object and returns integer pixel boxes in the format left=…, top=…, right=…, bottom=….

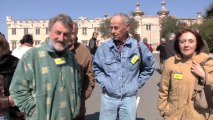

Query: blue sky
left=0, top=0, right=212, bottom=37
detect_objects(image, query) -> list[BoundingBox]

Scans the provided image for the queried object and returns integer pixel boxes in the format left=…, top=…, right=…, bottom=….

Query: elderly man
left=10, top=14, right=81, bottom=120
left=93, top=13, right=155, bottom=120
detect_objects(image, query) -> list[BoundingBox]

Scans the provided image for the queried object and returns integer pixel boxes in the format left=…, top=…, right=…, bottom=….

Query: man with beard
left=10, top=14, right=81, bottom=120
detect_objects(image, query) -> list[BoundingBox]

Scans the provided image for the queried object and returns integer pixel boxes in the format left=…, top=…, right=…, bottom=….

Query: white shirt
left=12, top=46, right=32, bottom=59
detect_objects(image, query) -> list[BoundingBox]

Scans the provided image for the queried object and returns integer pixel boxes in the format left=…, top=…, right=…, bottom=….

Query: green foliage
left=198, top=18, right=213, bottom=52
left=160, top=16, right=180, bottom=39
left=205, top=3, right=213, bottom=19
left=99, top=17, right=139, bottom=39
left=99, top=18, right=111, bottom=39
left=129, top=17, right=139, bottom=36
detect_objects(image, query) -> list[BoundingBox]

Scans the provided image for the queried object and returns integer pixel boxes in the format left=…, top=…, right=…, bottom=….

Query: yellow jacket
left=158, top=53, right=213, bottom=120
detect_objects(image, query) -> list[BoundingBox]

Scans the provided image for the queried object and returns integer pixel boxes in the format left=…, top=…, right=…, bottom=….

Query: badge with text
left=131, top=55, right=139, bottom=64
left=54, top=57, right=66, bottom=65
left=173, top=73, right=183, bottom=80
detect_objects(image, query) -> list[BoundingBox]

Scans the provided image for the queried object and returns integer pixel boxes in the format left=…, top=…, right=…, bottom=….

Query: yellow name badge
left=173, top=73, right=183, bottom=80
left=54, top=57, right=66, bottom=65
left=131, top=55, right=139, bottom=64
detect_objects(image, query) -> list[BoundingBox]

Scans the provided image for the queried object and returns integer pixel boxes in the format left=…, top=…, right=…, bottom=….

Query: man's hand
left=8, top=95, right=15, bottom=107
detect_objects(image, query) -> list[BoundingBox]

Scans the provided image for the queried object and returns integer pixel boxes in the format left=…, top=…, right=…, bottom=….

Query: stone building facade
left=6, top=0, right=203, bottom=50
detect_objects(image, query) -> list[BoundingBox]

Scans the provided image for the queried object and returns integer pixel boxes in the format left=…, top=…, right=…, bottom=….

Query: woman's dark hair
left=20, top=34, right=33, bottom=45
left=174, top=29, right=204, bottom=55
left=0, top=34, right=10, bottom=57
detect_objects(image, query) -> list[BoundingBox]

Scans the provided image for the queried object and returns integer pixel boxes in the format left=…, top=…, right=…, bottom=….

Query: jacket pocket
left=33, top=92, right=47, bottom=120
left=164, top=102, right=177, bottom=118
left=103, top=59, right=117, bottom=72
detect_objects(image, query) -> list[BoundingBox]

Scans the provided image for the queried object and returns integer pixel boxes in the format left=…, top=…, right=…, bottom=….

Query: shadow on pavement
left=136, top=118, right=145, bottom=120
left=155, top=68, right=162, bottom=74
left=85, top=112, right=99, bottom=120
left=85, top=112, right=145, bottom=120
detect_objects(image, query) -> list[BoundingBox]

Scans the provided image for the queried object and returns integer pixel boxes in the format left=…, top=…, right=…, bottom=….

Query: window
left=94, top=27, right=99, bottom=33
left=82, top=27, right=87, bottom=35
left=11, top=41, right=17, bottom=50
left=24, top=28, right=28, bottom=34
left=46, top=28, right=48, bottom=34
left=12, top=28, right=16, bottom=35
left=146, top=24, right=151, bottom=30
left=34, top=40, right=41, bottom=46
left=35, top=28, right=40, bottom=35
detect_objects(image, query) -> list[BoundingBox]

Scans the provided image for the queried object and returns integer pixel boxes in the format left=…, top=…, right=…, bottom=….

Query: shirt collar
left=175, top=52, right=199, bottom=62
left=108, top=35, right=131, bottom=48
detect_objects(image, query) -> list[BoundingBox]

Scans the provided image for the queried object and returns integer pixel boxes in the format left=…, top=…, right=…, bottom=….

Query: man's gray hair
left=111, top=13, right=130, bottom=26
left=48, top=13, right=73, bottom=31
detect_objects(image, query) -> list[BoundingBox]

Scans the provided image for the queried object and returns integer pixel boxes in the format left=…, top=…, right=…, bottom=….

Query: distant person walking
left=156, top=38, right=166, bottom=73
left=88, top=32, right=98, bottom=57
left=12, top=34, right=34, bottom=59
left=143, top=38, right=153, bottom=53
left=165, top=33, right=176, bottom=60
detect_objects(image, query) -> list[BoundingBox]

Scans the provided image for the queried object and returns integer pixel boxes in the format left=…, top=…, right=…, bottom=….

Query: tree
left=99, top=18, right=111, bottom=39
left=196, top=2, right=213, bottom=52
left=129, top=17, right=139, bottom=36
left=160, top=16, right=180, bottom=39
left=198, top=18, right=213, bottom=52
left=99, top=17, right=139, bottom=39
left=205, top=3, right=213, bottom=18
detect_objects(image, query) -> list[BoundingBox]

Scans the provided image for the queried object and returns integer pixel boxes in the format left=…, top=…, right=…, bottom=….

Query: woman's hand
left=191, top=61, right=205, bottom=79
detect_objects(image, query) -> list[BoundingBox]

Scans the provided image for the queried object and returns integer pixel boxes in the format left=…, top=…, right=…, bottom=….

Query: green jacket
left=10, top=43, right=81, bottom=120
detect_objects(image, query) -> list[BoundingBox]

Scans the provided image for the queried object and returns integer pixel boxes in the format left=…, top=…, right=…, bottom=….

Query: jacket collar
left=68, top=42, right=81, bottom=54
left=41, top=42, right=68, bottom=57
left=175, top=52, right=207, bottom=63
left=107, top=35, right=132, bottom=48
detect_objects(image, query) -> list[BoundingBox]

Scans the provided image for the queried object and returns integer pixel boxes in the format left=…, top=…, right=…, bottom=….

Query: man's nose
left=59, top=34, right=65, bottom=40
left=111, top=28, right=115, bottom=33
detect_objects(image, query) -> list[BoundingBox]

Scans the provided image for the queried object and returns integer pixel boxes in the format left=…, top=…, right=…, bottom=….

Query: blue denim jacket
left=93, top=37, right=155, bottom=98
